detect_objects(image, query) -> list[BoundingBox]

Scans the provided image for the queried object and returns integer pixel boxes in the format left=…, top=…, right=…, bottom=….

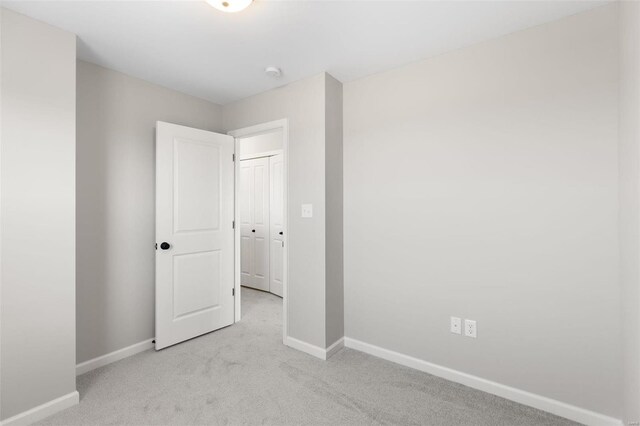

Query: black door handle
left=160, top=242, right=171, bottom=250
left=279, top=232, right=283, bottom=235
left=252, top=229, right=256, bottom=233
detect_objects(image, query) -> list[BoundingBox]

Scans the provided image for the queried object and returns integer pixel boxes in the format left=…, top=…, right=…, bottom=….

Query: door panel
left=239, top=163, right=254, bottom=287
left=254, top=236, right=267, bottom=280
left=239, top=157, right=270, bottom=292
left=156, top=121, right=234, bottom=350
left=174, top=139, right=220, bottom=233
left=253, top=161, right=269, bottom=287
left=240, top=235, right=251, bottom=277
left=173, top=250, right=220, bottom=319
left=271, top=239, right=283, bottom=295
left=254, top=163, right=267, bottom=227
left=270, top=154, right=284, bottom=297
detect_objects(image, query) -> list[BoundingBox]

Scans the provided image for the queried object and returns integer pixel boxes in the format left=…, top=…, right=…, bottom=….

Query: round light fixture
left=206, top=0, right=252, bottom=13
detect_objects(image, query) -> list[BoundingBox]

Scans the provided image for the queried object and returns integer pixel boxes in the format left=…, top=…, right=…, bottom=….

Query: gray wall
left=79, top=68, right=341, bottom=356
left=344, top=4, right=621, bottom=418
left=0, top=9, right=77, bottom=420
left=325, top=74, right=344, bottom=346
left=223, top=74, right=328, bottom=348
left=76, top=61, right=223, bottom=363
left=238, top=129, right=283, bottom=158
left=619, top=1, right=640, bottom=423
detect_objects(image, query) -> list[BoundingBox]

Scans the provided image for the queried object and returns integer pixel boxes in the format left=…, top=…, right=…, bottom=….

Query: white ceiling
left=3, top=0, right=608, bottom=105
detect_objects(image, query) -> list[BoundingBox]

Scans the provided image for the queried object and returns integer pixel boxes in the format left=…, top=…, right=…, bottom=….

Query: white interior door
left=240, top=157, right=270, bottom=291
left=239, top=162, right=253, bottom=287
left=269, top=154, right=284, bottom=297
left=155, top=121, right=235, bottom=350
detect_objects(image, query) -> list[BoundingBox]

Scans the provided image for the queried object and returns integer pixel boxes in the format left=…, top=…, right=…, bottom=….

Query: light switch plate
left=301, top=204, right=313, bottom=218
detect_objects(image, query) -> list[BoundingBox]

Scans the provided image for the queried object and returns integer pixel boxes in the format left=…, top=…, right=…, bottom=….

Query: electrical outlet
left=464, top=319, right=477, bottom=338
left=450, top=317, right=461, bottom=334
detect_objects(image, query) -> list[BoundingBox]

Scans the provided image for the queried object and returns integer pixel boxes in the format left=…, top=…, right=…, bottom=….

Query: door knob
left=279, top=232, right=283, bottom=235
left=252, top=229, right=256, bottom=233
left=160, top=242, right=171, bottom=250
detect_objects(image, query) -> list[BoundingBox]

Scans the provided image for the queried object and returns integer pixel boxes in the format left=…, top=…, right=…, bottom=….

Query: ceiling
left=2, top=0, right=608, bottom=105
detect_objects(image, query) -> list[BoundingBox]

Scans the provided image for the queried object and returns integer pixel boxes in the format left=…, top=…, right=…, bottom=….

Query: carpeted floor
left=37, top=288, right=578, bottom=426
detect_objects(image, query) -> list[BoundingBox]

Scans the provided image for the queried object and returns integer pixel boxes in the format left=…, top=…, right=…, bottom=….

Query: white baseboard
left=344, top=337, right=622, bottom=426
left=284, top=336, right=345, bottom=360
left=0, top=391, right=79, bottom=426
left=76, top=338, right=155, bottom=375
left=284, top=336, right=327, bottom=360
left=326, top=337, right=345, bottom=359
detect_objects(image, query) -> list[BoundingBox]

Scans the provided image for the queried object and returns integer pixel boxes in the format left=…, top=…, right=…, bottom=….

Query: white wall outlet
left=301, top=204, right=313, bottom=218
left=450, top=317, right=461, bottom=334
left=464, top=319, right=477, bottom=338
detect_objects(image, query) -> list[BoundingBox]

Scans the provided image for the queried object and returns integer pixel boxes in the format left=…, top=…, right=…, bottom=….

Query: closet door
left=239, top=162, right=253, bottom=287
left=240, top=157, right=270, bottom=291
left=269, top=154, right=284, bottom=297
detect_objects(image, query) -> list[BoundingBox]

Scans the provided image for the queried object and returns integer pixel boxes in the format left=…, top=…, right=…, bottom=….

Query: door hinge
left=155, top=243, right=158, bottom=250
left=232, top=288, right=235, bottom=296
left=232, top=153, right=235, bottom=162
left=232, top=220, right=235, bottom=229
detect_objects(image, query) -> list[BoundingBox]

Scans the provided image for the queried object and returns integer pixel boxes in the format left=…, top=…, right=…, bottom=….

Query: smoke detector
left=265, top=67, right=282, bottom=78
left=206, top=0, right=252, bottom=13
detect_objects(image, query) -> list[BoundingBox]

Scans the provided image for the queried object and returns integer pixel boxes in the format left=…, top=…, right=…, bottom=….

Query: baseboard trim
left=343, top=337, right=622, bottom=426
left=0, top=391, right=79, bottom=426
left=284, top=336, right=327, bottom=360
left=284, top=336, right=346, bottom=360
left=76, top=338, right=155, bottom=375
left=326, top=337, right=345, bottom=359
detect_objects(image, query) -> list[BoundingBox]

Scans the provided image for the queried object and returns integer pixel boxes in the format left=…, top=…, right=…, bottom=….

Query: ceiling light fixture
left=206, top=0, right=253, bottom=13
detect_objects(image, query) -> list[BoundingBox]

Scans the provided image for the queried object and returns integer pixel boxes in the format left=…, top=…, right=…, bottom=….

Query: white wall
left=619, top=1, right=640, bottom=424
left=238, top=129, right=283, bottom=158
left=0, top=9, right=77, bottom=420
left=76, top=61, right=223, bottom=363
left=344, top=4, right=621, bottom=419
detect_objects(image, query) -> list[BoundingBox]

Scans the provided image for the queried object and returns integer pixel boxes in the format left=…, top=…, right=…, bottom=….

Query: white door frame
left=228, top=119, right=289, bottom=343
left=239, top=149, right=283, bottom=161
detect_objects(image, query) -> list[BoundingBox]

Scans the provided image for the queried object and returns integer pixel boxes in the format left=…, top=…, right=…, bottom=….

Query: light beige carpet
left=37, top=288, right=577, bottom=425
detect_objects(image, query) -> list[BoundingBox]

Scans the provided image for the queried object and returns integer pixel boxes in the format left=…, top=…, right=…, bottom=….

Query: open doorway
left=154, top=120, right=287, bottom=350
left=229, top=120, right=289, bottom=343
